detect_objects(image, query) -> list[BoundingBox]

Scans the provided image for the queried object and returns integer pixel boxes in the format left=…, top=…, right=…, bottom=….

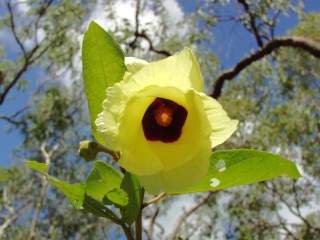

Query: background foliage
left=0, top=0, right=319, bottom=239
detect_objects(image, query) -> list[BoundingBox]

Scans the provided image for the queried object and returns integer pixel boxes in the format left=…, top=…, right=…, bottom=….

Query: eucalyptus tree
left=0, top=0, right=319, bottom=240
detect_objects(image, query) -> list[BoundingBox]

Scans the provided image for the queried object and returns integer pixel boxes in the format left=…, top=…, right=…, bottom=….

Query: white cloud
left=87, top=0, right=159, bottom=33
left=14, top=0, right=30, bottom=14
left=163, top=0, right=184, bottom=24
left=57, top=0, right=185, bottom=86
left=24, top=28, right=46, bottom=50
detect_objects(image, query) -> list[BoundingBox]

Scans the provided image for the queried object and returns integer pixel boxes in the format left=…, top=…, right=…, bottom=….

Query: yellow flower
left=95, top=48, right=238, bottom=193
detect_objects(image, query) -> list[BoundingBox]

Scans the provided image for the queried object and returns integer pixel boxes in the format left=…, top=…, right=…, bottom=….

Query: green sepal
left=120, top=172, right=142, bottom=224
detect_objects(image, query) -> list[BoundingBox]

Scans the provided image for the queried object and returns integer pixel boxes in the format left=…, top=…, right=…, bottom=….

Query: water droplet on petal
left=215, top=159, right=226, bottom=172
left=209, top=178, right=220, bottom=188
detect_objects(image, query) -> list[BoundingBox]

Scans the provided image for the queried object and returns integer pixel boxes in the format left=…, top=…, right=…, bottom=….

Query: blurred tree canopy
left=0, top=0, right=319, bottom=239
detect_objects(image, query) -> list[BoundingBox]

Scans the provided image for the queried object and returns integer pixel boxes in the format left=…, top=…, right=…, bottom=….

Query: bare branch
left=0, top=214, right=18, bottom=237
left=0, top=24, right=68, bottom=106
left=6, top=1, right=27, bottom=60
left=145, top=207, right=160, bottom=240
left=28, top=143, right=52, bottom=240
left=266, top=182, right=319, bottom=232
left=170, top=192, right=214, bottom=239
left=0, top=194, right=31, bottom=238
left=143, top=192, right=166, bottom=208
left=34, top=0, right=54, bottom=45
left=135, top=32, right=171, bottom=57
left=0, top=114, right=26, bottom=129
left=237, top=0, right=264, bottom=47
left=211, top=36, right=320, bottom=98
left=128, top=0, right=171, bottom=57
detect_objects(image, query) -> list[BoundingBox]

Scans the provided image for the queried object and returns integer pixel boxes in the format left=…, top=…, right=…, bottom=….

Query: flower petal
left=198, top=92, right=238, bottom=148
left=95, top=48, right=205, bottom=150
left=125, top=57, right=148, bottom=73
left=130, top=48, right=204, bottom=92
left=118, top=94, right=164, bottom=175
left=117, top=86, right=211, bottom=175
left=95, top=81, right=127, bottom=151
left=138, top=140, right=211, bottom=194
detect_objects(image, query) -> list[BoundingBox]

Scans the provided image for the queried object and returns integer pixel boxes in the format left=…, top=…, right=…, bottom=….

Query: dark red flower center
left=142, top=98, right=188, bottom=143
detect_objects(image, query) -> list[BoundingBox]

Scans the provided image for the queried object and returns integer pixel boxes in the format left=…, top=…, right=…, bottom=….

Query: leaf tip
left=25, top=160, right=49, bottom=174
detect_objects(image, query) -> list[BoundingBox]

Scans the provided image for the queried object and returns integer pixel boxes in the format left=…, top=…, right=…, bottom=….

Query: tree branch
left=145, top=207, right=160, bottom=240
left=6, top=1, right=27, bottom=60
left=0, top=114, right=25, bottom=127
left=170, top=192, right=214, bottom=239
left=128, top=0, right=171, bottom=57
left=28, top=142, right=53, bottom=240
left=237, top=0, right=264, bottom=47
left=135, top=32, right=171, bottom=57
left=0, top=1, right=60, bottom=106
left=211, top=36, right=320, bottom=98
left=143, top=192, right=166, bottom=208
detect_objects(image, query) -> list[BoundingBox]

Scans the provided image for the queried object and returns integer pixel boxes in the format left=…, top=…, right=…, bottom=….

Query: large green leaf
left=82, top=21, right=126, bottom=144
left=26, top=160, right=124, bottom=224
left=176, top=149, right=301, bottom=194
left=85, top=160, right=123, bottom=202
left=120, top=172, right=142, bottom=224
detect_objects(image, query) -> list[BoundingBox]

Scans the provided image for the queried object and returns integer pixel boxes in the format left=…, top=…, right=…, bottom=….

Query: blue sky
left=0, top=0, right=320, bottom=167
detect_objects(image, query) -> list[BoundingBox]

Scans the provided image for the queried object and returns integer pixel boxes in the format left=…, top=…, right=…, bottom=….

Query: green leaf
left=82, top=21, right=126, bottom=144
left=85, top=160, right=123, bottom=202
left=0, top=167, right=10, bottom=182
left=103, top=188, right=129, bottom=207
left=83, top=194, right=121, bottom=224
left=176, top=149, right=301, bottom=194
left=25, top=160, right=49, bottom=174
left=26, top=160, right=123, bottom=223
left=120, top=172, right=142, bottom=224
left=48, top=176, right=85, bottom=209
left=26, top=160, right=84, bottom=209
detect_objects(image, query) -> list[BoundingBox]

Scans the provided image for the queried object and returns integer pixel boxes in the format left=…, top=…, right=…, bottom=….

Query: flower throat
left=142, top=98, right=187, bottom=143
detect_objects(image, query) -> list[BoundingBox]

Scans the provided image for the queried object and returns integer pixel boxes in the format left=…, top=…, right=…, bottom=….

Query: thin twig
left=143, top=192, right=166, bottom=208
left=170, top=192, right=214, bottom=239
left=128, top=0, right=171, bottom=57
left=0, top=4, right=67, bottom=106
left=28, top=142, right=53, bottom=240
left=237, top=0, right=264, bottom=47
left=146, top=207, right=160, bottom=240
left=6, top=1, right=27, bottom=60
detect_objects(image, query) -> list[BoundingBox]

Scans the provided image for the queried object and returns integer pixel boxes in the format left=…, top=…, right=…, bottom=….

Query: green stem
left=121, top=224, right=134, bottom=240
left=135, top=188, right=145, bottom=240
